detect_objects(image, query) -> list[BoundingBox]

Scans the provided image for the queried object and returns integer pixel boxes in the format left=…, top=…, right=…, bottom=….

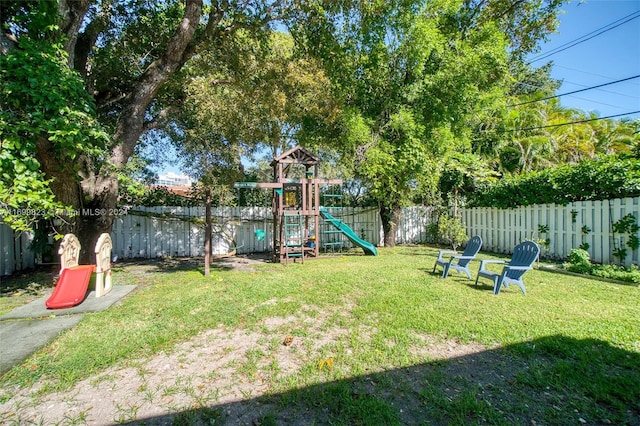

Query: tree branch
left=210, top=78, right=235, bottom=86
left=203, top=2, right=228, bottom=39
left=111, top=0, right=204, bottom=167
left=57, top=0, right=92, bottom=68
left=143, top=107, right=177, bottom=132
left=0, top=32, right=17, bottom=55
left=75, top=0, right=113, bottom=78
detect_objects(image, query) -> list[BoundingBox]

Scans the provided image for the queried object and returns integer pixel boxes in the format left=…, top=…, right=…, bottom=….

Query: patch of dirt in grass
left=0, top=299, right=359, bottom=425
left=0, top=319, right=610, bottom=426
left=411, top=333, right=493, bottom=362
left=0, top=286, right=525, bottom=426
left=1, top=326, right=268, bottom=424
left=213, top=253, right=272, bottom=272
left=110, top=254, right=272, bottom=284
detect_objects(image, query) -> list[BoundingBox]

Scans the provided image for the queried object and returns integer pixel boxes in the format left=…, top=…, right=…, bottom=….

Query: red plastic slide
left=45, top=265, right=95, bottom=309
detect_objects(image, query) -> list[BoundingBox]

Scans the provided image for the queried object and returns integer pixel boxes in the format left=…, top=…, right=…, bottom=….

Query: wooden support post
left=204, top=188, right=211, bottom=277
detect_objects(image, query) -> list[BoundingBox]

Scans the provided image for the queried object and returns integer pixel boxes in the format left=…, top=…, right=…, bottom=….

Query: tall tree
left=171, top=29, right=341, bottom=271
left=492, top=99, right=639, bottom=174
left=1, top=0, right=286, bottom=261
left=591, top=117, right=638, bottom=156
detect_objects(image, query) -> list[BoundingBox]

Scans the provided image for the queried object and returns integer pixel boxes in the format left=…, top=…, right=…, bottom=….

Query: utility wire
left=499, top=111, right=640, bottom=133
left=528, top=10, right=640, bottom=64
left=509, top=74, right=640, bottom=107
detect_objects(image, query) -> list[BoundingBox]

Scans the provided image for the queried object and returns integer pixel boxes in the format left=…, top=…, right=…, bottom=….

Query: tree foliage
left=439, top=152, right=498, bottom=215
left=1, top=1, right=108, bottom=231
left=435, top=213, right=469, bottom=250
left=176, top=30, right=340, bottom=174
left=487, top=98, right=639, bottom=175
left=289, top=0, right=565, bottom=245
left=1, top=0, right=289, bottom=260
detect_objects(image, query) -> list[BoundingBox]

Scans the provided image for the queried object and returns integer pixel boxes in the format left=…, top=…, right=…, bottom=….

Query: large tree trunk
left=34, top=138, right=117, bottom=263
left=75, top=171, right=120, bottom=263
left=43, top=0, right=204, bottom=263
left=57, top=0, right=92, bottom=68
left=380, top=204, right=402, bottom=248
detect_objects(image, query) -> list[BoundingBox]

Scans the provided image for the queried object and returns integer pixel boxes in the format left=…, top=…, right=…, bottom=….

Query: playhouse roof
left=271, top=145, right=321, bottom=166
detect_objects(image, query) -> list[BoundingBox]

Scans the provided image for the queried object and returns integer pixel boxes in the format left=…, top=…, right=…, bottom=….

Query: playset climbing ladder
left=281, top=213, right=304, bottom=262
left=320, top=185, right=345, bottom=253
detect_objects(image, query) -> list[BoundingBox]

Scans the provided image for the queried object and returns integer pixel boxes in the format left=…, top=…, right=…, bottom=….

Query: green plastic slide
left=319, top=208, right=378, bottom=256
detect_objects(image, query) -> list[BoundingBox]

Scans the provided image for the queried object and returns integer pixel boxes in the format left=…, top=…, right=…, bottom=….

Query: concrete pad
left=0, top=316, right=84, bottom=376
left=0, top=285, right=137, bottom=320
left=0, top=285, right=136, bottom=375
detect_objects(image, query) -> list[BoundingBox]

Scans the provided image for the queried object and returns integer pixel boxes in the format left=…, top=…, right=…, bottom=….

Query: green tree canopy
left=289, top=0, right=564, bottom=245
left=1, top=0, right=290, bottom=260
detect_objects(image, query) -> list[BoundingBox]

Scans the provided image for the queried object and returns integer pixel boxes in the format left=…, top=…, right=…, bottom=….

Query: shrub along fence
left=1, top=197, right=638, bottom=275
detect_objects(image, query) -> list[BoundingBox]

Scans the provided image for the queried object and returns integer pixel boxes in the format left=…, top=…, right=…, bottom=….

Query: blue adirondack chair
left=475, top=241, right=540, bottom=295
left=433, top=236, right=483, bottom=279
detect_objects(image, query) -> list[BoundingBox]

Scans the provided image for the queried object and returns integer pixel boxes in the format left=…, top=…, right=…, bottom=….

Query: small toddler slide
left=45, top=265, right=95, bottom=309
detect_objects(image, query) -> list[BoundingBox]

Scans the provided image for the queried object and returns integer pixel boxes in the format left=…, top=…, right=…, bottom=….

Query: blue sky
left=528, top=0, right=640, bottom=119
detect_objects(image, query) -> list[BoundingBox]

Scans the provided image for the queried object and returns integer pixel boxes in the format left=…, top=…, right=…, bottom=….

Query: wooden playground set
left=235, top=146, right=378, bottom=263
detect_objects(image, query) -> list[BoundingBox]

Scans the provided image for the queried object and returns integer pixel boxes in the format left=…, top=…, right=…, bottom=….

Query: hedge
left=469, top=155, right=640, bottom=208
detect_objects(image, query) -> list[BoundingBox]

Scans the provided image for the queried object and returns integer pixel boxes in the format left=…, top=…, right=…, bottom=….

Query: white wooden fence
left=0, top=226, right=35, bottom=276
left=459, top=196, right=640, bottom=266
left=111, top=206, right=271, bottom=258
left=1, top=197, right=638, bottom=275
left=110, top=206, right=382, bottom=258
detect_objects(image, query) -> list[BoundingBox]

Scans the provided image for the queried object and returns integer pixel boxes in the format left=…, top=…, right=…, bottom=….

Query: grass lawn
left=1, top=245, right=639, bottom=425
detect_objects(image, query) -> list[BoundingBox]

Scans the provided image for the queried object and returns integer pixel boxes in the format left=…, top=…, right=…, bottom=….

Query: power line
left=509, top=74, right=640, bottom=107
left=514, top=76, right=640, bottom=99
left=499, top=111, right=640, bottom=133
left=511, top=83, right=637, bottom=111
left=528, top=10, right=640, bottom=64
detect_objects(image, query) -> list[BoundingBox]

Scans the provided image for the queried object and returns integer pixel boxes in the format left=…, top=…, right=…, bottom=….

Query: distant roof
left=149, top=185, right=192, bottom=198
left=271, top=145, right=321, bottom=166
